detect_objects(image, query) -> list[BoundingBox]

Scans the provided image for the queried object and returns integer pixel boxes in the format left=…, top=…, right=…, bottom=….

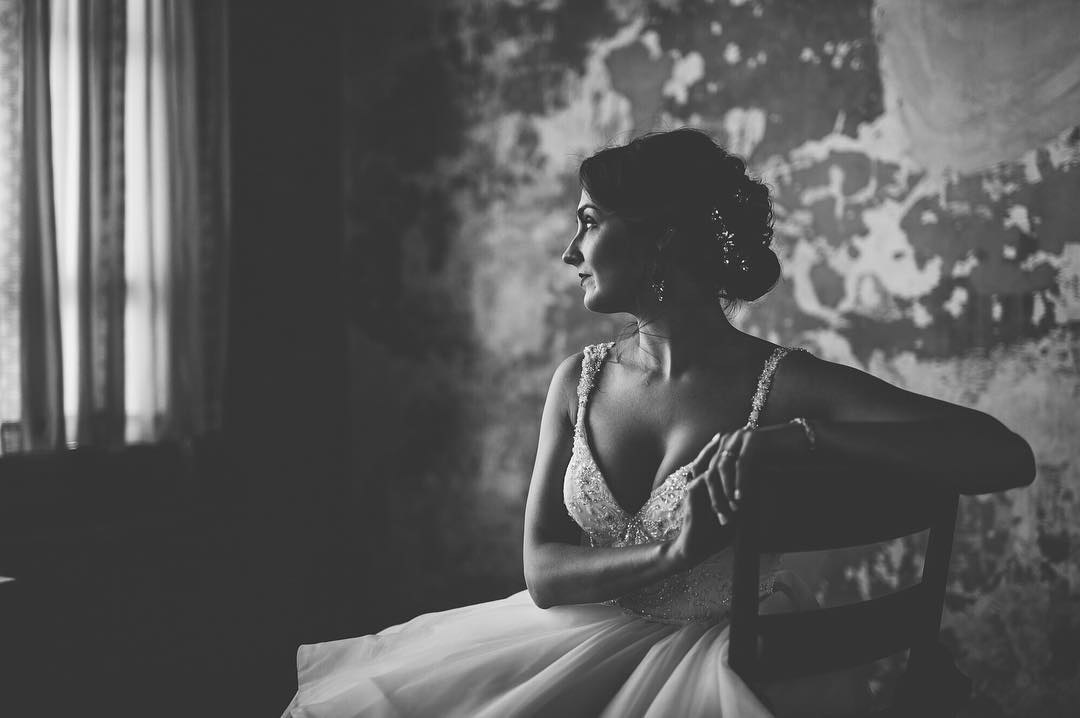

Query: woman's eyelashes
left=576, top=208, right=598, bottom=230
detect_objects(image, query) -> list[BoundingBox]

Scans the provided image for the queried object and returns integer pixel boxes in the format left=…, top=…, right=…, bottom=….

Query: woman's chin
left=582, top=292, right=623, bottom=315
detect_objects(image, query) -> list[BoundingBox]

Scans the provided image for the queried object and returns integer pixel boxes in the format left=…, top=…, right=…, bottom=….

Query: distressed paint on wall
left=343, top=1, right=1079, bottom=714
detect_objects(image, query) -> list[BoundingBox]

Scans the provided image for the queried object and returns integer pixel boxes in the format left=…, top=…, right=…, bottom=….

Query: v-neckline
left=577, top=343, right=697, bottom=518
left=576, top=341, right=788, bottom=519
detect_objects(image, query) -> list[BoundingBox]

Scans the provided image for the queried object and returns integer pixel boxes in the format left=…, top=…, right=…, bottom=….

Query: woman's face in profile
left=563, top=189, right=650, bottom=314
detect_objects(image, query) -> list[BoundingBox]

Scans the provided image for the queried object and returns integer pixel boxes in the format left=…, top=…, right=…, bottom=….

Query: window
left=0, top=0, right=229, bottom=455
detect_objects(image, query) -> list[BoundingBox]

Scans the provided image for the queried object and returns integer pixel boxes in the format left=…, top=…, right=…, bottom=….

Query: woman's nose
left=562, top=237, right=581, bottom=266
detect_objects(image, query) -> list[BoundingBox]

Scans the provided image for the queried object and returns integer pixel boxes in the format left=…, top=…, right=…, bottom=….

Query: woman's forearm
left=524, top=538, right=686, bottom=609
left=809, top=416, right=1036, bottom=495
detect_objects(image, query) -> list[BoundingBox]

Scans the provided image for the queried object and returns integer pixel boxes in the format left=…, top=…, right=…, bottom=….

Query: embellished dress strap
left=575, top=342, right=615, bottom=413
left=744, top=346, right=809, bottom=428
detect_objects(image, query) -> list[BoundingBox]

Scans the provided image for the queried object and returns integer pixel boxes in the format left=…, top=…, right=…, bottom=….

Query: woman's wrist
left=660, top=538, right=690, bottom=573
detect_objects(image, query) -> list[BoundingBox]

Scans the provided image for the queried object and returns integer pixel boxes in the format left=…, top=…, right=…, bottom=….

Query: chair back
left=729, top=461, right=960, bottom=690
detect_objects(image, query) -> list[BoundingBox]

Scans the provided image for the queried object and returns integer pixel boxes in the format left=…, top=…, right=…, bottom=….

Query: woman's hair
left=579, top=128, right=780, bottom=310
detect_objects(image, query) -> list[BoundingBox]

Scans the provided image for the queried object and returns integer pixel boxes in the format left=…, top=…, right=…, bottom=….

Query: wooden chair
left=729, top=460, right=972, bottom=717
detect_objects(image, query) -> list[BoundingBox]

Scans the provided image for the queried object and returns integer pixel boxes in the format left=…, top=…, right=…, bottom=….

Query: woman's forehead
left=577, top=188, right=608, bottom=213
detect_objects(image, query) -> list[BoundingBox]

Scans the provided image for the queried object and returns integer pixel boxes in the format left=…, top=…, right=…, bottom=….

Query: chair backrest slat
left=754, top=584, right=929, bottom=679
left=729, top=462, right=961, bottom=688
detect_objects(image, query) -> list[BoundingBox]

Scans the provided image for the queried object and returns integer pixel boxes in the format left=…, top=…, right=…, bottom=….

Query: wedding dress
left=281, top=342, right=863, bottom=717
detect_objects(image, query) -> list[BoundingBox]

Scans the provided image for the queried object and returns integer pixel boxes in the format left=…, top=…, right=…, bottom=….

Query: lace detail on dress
left=563, top=341, right=808, bottom=624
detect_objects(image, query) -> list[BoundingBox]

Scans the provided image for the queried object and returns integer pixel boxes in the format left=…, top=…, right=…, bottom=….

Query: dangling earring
left=650, top=265, right=665, bottom=303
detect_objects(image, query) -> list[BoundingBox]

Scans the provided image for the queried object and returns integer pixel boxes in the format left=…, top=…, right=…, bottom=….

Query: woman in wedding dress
left=281, top=128, right=1036, bottom=717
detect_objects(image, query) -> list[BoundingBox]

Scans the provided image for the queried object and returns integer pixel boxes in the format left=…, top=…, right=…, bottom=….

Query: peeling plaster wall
left=342, top=1, right=1079, bottom=713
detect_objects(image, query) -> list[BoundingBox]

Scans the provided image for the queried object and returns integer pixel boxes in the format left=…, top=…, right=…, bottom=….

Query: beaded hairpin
left=709, top=207, right=750, bottom=273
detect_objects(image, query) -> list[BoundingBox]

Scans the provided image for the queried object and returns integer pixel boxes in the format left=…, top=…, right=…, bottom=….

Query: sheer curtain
left=0, top=0, right=229, bottom=453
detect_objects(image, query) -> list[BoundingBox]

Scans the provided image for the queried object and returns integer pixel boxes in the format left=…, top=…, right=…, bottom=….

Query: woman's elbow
left=527, top=582, right=554, bottom=609
left=989, top=429, right=1037, bottom=491
left=523, top=549, right=554, bottom=609
left=1011, top=432, right=1037, bottom=488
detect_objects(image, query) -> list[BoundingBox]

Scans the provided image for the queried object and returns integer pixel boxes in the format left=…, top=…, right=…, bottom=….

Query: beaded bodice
left=563, top=341, right=805, bottom=624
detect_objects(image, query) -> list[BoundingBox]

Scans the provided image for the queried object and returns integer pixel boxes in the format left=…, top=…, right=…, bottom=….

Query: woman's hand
left=669, top=433, right=734, bottom=570
left=669, top=422, right=811, bottom=570
left=703, top=421, right=812, bottom=517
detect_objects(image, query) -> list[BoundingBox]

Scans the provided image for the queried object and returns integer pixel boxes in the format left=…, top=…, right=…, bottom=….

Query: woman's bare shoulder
left=757, top=341, right=843, bottom=420
left=550, top=349, right=587, bottom=425
left=552, top=349, right=586, bottom=389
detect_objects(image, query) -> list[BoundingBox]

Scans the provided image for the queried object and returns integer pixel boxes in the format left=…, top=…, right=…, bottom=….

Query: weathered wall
left=343, top=1, right=1080, bottom=714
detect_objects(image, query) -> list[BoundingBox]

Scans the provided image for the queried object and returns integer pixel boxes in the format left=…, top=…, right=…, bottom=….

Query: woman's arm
left=523, top=353, right=691, bottom=609
left=749, top=351, right=1036, bottom=496
left=808, top=418, right=1034, bottom=494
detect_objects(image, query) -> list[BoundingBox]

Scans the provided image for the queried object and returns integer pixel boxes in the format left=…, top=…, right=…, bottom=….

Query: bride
left=280, top=128, right=1036, bottom=717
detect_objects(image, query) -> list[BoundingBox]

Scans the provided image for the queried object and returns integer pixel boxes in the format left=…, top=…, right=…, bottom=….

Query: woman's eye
left=582, top=217, right=597, bottom=229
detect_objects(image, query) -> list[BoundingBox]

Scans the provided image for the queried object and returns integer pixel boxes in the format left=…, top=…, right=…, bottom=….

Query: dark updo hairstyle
left=579, top=128, right=780, bottom=312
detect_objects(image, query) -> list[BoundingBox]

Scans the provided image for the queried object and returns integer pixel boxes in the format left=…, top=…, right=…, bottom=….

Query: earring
left=650, top=264, right=665, bottom=303
left=651, top=276, right=665, bottom=303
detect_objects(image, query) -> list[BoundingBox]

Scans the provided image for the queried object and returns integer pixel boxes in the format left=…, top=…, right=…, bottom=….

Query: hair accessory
left=710, top=207, right=751, bottom=272
left=789, top=417, right=816, bottom=452
left=709, top=208, right=736, bottom=243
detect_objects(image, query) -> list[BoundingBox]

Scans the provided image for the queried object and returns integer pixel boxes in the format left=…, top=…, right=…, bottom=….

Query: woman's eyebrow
left=576, top=204, right=600, bottom=218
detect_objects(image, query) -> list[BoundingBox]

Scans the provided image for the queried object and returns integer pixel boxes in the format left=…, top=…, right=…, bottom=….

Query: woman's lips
left=579, top=274, right=591, bottom=286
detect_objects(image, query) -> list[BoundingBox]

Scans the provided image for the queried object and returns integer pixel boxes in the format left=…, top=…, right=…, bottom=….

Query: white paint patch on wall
left=799, top=164, right=846, bottom=221
left=770, top=90, right=921, bottom=181
left=662, top=51, right=705, bottom=104
left=1004, top=205, right=1031, bottom=234
left=1051, top=243, right=1080, bottom=323
left=721, top=107, right=767, bottom=159
left=910, top=300, right=933, bottom=328
left=951, top=253, right=979, bottom=277
left=798, top=328, right=864, bottom=369
left=981, top=175, right=1020, bottom=202
left=640, top=29, right=662, bottom=60
left=528, top=18, right=640, bottom=172
left=1045, top=126, right=1080, bottom=169
left=843, top=199, right=945, bottom=304
left=782, top=240, right=847, bottom=326
left=943, top=285, right=969, bottom=318
left=1032, top=291, right=1046, bottom=324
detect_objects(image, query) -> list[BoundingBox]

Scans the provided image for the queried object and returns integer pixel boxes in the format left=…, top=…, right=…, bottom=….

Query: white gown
left=280, top=342, right=868, bottom=717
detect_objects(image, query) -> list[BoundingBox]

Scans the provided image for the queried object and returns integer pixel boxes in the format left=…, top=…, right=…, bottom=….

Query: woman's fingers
left=692, top=432, right=723, bottom=475
left=720, top=430, right=745, bottom=509
left=705, top=441, right=733, bottom=523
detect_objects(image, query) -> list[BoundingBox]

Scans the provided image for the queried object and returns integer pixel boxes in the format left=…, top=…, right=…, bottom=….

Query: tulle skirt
left=280, top=572, right=871, bottom=718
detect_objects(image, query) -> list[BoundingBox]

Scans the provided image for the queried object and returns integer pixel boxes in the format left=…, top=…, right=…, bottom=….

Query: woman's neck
left=624, top=302, right=743, bottom=380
